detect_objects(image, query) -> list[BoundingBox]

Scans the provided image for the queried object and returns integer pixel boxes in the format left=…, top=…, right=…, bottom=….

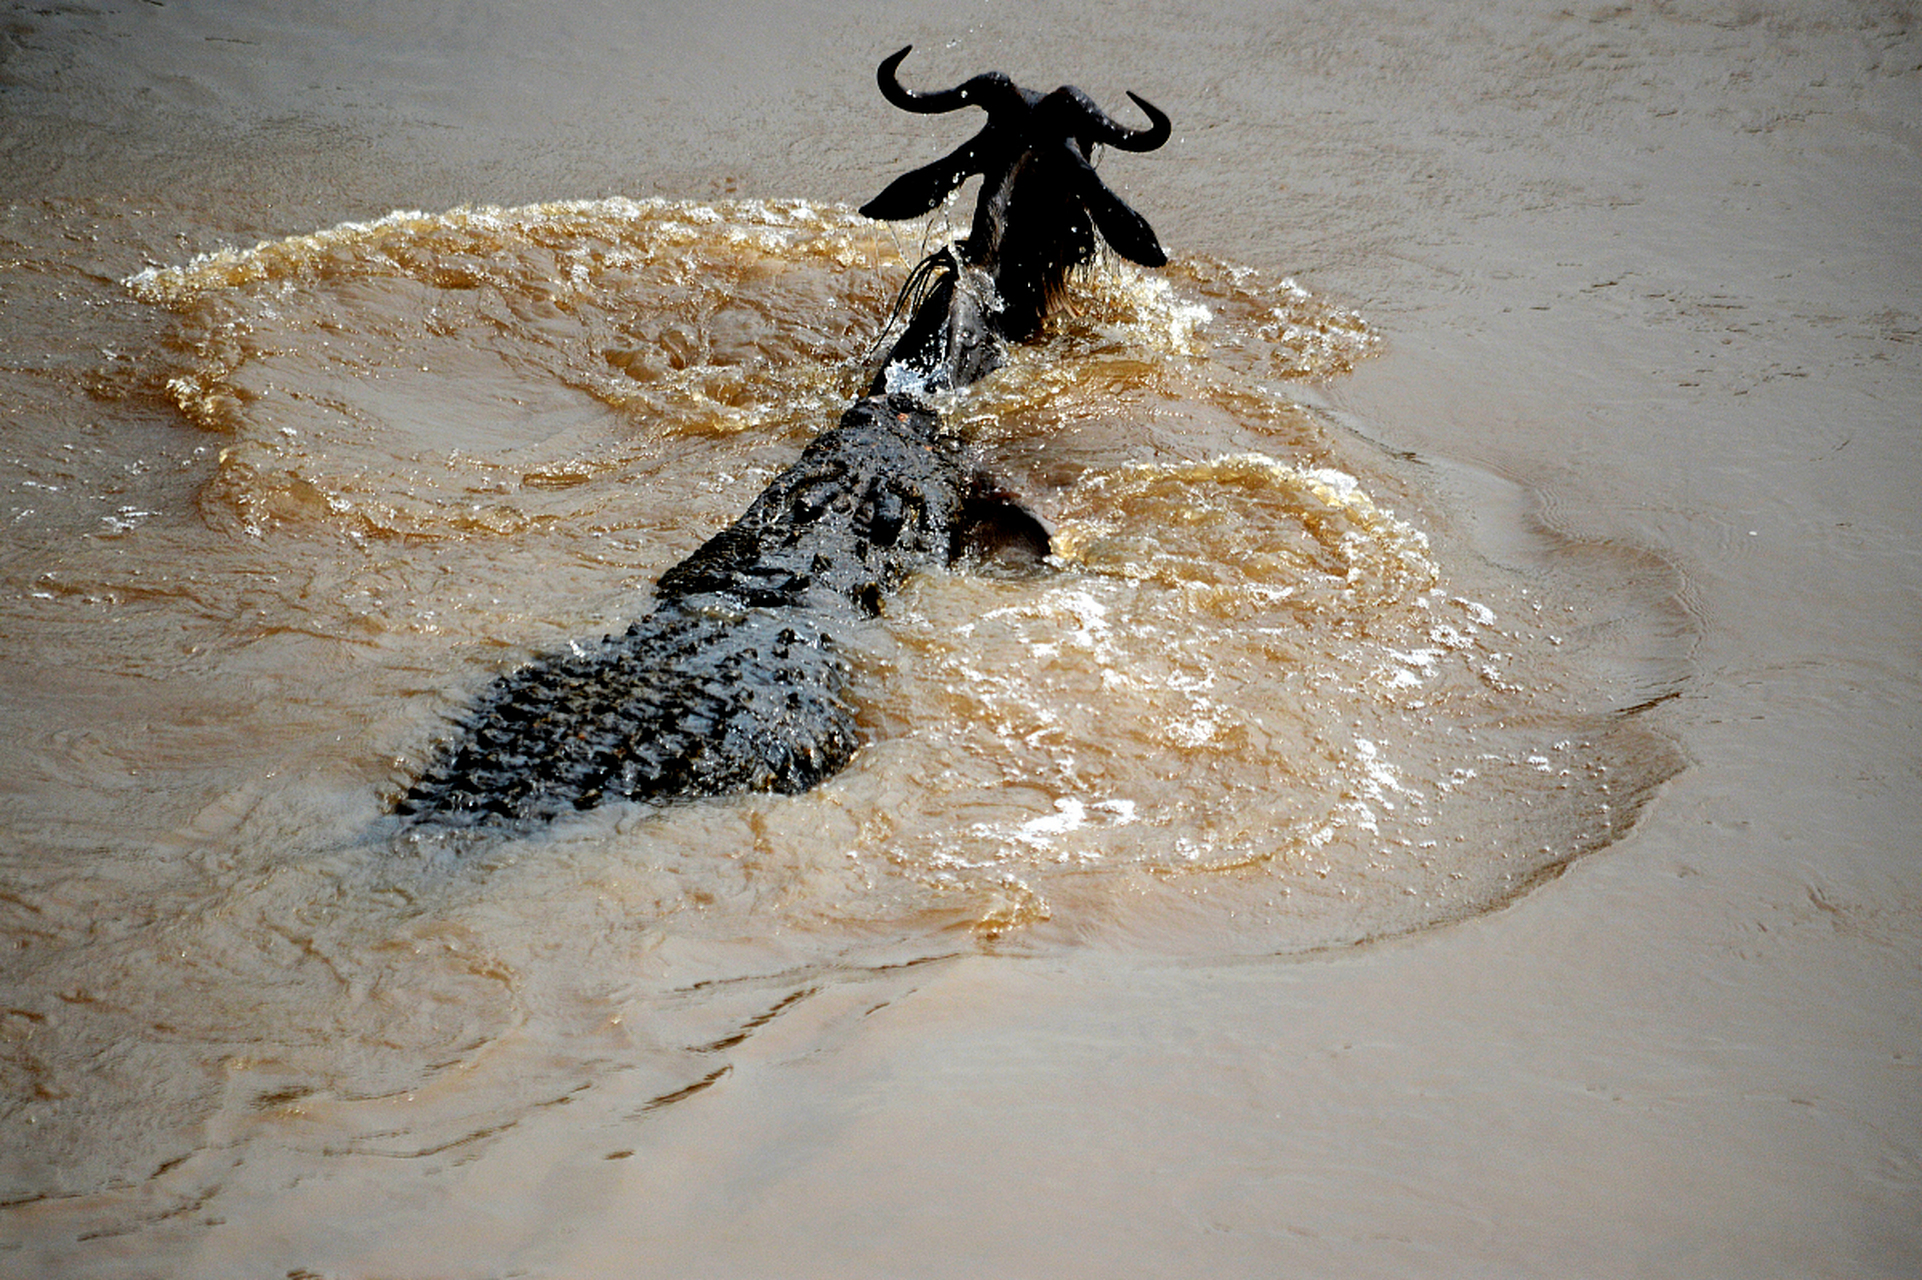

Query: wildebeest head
left=860, top=46, right=1171, bottom=339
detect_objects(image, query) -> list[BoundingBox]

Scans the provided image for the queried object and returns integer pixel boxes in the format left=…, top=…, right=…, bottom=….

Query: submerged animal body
left=396, top=395, right=967, bottom=824
left=396, top=50, right=1168, bottom=826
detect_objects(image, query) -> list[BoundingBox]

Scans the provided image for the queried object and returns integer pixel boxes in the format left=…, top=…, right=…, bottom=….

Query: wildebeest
left=395, top=47, right=1169, bottom=825
left=862, top=45, right=1169, bottom=352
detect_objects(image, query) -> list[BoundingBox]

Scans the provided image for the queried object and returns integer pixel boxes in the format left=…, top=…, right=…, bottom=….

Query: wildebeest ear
left=1060, top=142, right=1167, bottom=266
left=860, top=138, right=985, bottom=220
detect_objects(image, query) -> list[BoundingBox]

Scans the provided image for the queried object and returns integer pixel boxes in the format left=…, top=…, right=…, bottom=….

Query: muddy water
left=1, top=191, right=1681, bottom=1223
left=1, top=2, right=1914, bottom=1276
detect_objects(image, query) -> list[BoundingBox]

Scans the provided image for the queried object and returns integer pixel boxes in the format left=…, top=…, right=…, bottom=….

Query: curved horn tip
left=877, top=44, right=956, bottom=114
left=1122, top=92, right=1173, bottom=150
left=877, top=45, right=912, bottom=93
left=1127, top=91, right=1162, bottom=118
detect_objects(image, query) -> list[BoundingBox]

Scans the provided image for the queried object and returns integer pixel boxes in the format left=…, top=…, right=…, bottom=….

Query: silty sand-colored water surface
left=0, top=3, right=1915, bottom=1276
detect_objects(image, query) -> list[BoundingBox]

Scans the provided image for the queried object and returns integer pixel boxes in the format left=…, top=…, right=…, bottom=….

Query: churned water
left=1, top=197, right=1683, bottom=1222
left=7, top=1, right=1916, bottom=1271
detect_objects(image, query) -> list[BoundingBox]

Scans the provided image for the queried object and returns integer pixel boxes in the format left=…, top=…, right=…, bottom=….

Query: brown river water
left=1, top=3, right=1916, bottom=1277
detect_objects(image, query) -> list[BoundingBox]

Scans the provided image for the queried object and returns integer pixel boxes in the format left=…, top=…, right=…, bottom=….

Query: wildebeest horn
left=1094, top=91, right=1172, bottom=151
left=876, top=46, right=1024, bottom=116
left=1056, top=86, right=1172, bottom=153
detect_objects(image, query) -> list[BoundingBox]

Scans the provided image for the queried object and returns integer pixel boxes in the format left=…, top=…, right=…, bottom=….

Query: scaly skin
left=396, top=395, right=967, bottom=825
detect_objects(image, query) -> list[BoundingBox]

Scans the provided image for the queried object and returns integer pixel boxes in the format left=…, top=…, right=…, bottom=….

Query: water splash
left=0, top=198, right=1683, bottom=1214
